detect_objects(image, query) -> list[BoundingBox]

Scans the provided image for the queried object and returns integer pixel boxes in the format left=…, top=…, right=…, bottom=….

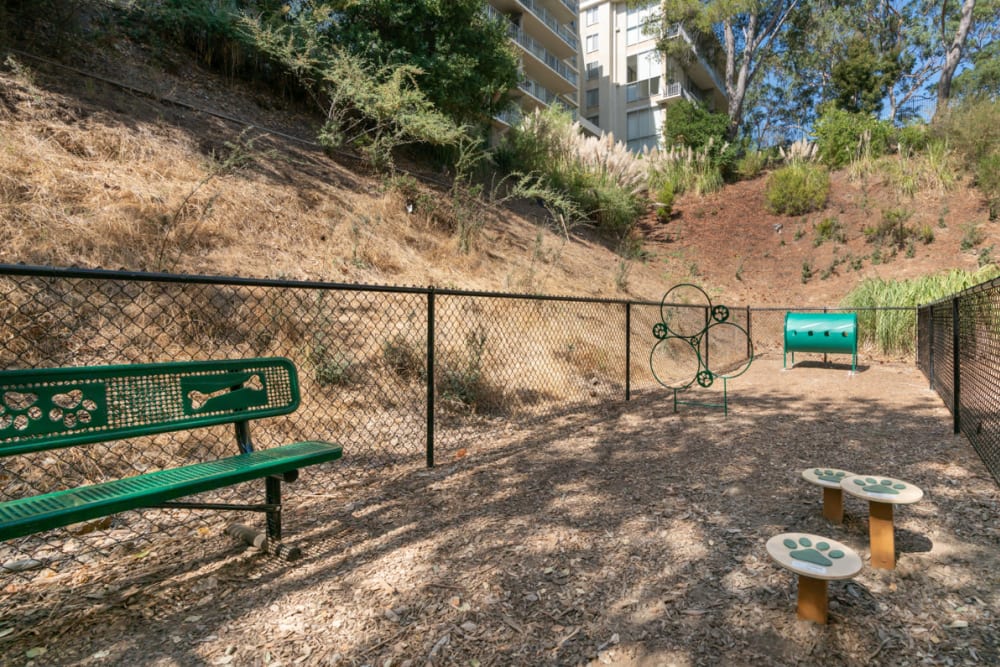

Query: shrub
left=932, top=99, right=1000, bottom=216
left=736, top=149, right=769, bottom=180
left=917, top=224, right=935, bottom=244
left=976, top=153, right=1000, bottom=220
left=655, top=182, right=675, bottom=221
left=382, top=335, right=425, bottom=380
left=500, top=107, right=646, bottom=235
left=765, top=163, right=831, bottom=215
left=813, top=107, right=892, bottom=168
left=961, top=222, right=985, bottom=251
left=863, top=208, right=914, bottom=247
left=896, top=122, right=930, bottom=155
left=813, top=217, right=846, bottom=246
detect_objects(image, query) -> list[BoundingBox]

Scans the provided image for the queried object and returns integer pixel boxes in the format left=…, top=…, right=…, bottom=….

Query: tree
left=326, top=0, right=519, bottom=124
left=830, top=33, right=902, bottom=114
left=241, top=4, right=466, bottom=170
left=936, top=0, right=977, bottom=111
left=649, top=0, right=803, bottom=140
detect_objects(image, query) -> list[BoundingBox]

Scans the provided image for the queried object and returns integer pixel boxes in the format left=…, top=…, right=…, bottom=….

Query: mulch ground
left=2, top=355, right=998, bottom=666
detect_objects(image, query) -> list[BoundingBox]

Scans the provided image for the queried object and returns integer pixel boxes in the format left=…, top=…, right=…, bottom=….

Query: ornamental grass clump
left=765, top=163, right=830, bottom=215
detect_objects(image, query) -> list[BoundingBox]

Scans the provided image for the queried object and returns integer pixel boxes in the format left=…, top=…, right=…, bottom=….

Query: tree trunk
left=936, top=0, right=977, bottom=116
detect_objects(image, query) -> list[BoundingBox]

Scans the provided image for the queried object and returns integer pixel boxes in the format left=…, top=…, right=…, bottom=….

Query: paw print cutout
left=814, top=469, right=848, bottom=484
left=853, top=477, right=906, bottom=495
left=0, top=385, right=100, bottom=435
left=48, top=389, right=97, bottom=428
left=1, top=391, right=42, bottom=431
left=782, top=536, right=845, bottom=567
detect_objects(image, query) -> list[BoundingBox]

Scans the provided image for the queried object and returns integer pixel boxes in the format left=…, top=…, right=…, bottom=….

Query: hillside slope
left=1, top=40, right=997, bottom=308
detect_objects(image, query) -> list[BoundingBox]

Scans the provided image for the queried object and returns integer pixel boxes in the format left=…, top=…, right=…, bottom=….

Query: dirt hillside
left=1, top=38, right=997, bottom=308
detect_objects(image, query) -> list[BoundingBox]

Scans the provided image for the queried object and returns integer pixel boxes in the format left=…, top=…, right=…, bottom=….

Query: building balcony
left=654, top=80, right=706, bottom=106
left=489, top=0, right=578, bottom=57
left=663, top=24, right=728, bottom=102
left=506, top=22, right=578, bottom=92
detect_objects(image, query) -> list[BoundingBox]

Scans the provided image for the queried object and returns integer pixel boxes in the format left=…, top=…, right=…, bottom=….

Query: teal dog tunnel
left=783, top=312, right=858, bottom=373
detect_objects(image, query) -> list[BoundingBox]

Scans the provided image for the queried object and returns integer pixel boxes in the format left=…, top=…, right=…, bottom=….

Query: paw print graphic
left=0, top=386, right=97, bottom=434
left=782, top=536, right=846, bottom=568
left=852, top=477, right=907, bottom=495
left=814, top=468, right=849, bottom=484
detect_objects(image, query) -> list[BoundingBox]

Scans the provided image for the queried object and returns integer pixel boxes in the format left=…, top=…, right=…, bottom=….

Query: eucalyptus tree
left=647, top=0, right=804, bottom=140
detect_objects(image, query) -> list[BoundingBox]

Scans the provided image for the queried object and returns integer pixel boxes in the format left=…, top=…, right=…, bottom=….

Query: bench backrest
left=0, top=358, right=300, bottom=457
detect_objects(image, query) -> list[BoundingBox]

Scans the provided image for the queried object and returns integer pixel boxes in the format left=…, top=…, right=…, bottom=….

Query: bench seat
left=0, top=440, right=341, bottom=542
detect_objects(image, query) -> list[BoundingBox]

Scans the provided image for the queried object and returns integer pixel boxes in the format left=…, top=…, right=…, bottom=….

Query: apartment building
left=486, top=0, right=589, bottom=133
left=579, top=0, right=728, bottom=152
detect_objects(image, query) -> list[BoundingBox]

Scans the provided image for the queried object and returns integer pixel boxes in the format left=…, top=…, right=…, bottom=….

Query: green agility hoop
left=649, top=284, right=754, bottom=416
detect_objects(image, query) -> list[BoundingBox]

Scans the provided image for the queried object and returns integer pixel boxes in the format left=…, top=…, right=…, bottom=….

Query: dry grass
left=0, top=61, right=671, bottom=302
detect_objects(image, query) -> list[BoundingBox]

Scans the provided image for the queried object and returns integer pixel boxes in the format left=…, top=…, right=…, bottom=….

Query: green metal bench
left=0, top=357, right=341, bottom=552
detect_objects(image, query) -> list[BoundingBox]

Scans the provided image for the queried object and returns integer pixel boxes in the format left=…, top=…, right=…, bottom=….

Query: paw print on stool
left=841, top=474, right=924, bottom=569
left=766, top=532, right=862, bottom=624
left=801, top=467, right=856, bottom=524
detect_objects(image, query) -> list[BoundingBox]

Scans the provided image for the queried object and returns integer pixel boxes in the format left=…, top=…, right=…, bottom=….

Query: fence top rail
left=0, top=264, right=919, bottom=312
left=0, top=264, right=636, bottom=306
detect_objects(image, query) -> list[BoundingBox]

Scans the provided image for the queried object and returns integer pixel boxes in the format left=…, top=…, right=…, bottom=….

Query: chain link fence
left=918, top=277, right=1000, bottom=486
left=0, top=265, right=926, bottom=585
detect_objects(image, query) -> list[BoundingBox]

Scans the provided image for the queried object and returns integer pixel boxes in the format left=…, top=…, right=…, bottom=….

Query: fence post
left=703, top=306, right=710, bottom=370
left=426, top=289, right=436, bottom=467
left=625, top=302, right=632, bottom=402
left=952, top=297, right=960, bottom=434
left=928, top=304, right=935, bottom=389
left=746, top=306, right=752, bottom=360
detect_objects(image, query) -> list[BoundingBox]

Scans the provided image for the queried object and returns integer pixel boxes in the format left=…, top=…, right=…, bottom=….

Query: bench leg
left=796, top=575, right=828, bottom=624
left=822, top=487, right=844, bottom=523
left=869, top=501, right=895, bottom=569
left=266, top=476, right=282, bottom=542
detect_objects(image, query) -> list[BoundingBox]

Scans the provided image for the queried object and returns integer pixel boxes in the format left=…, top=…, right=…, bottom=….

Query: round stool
left=801, top=468, right=856, bottom=523
left=766, top=532, right=863, bottom=624
left=840, top=474, right=923, bottom=570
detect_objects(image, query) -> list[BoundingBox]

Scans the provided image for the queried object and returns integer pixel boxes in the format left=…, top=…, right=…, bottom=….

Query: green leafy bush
left=813, top=107, right=892, bottom=168
left=896, top=122, right=930, bottom=155
left=765, top=163, right=830, bottom=215
left=655, top=182, right=674, bottom=221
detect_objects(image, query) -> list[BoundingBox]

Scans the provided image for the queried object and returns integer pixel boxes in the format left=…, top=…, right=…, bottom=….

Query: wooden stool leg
left=797, top=575, right=828, bottom=624
left=823, top=487, right=844, bottom=523
left=869, top=501, right=895, bottom=569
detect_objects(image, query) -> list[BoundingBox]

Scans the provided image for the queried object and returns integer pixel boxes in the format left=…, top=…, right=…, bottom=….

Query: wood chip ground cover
left=1, top=357, right=998, bottom=666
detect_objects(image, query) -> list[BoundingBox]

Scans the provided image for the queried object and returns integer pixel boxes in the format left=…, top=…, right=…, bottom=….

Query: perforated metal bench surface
left=0, top=440, right=341, bottom=541
left=0, top=358, right=341, bottom=544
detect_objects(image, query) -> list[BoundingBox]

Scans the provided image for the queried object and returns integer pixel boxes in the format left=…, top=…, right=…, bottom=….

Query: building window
left=585, top=88, right=599, bottom=108
left=626, top=50, right=660, bottom=101
left=587, top=115, right=600, bottom=126
left=586, top=61, right=602, bottom=81
left=627, top=108, right=661, bottom=152
left=626, top=2, right=657, bottom=45
left=585, top=7, right=598, bottom=26
left=626, top=50, right=659, bottom=83
left=586, top=33, right=599, bottom=52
